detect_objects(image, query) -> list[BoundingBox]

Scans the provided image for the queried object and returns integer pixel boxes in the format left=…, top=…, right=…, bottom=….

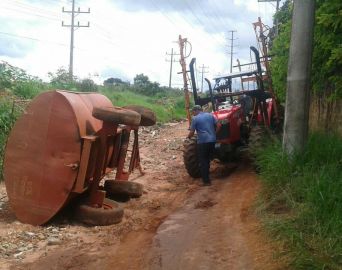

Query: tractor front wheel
left=183, top=137, right=201, bottom=178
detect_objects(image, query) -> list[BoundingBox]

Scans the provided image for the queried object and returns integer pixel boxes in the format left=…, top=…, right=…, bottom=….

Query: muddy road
left=0, top=121, right=280, bottom=270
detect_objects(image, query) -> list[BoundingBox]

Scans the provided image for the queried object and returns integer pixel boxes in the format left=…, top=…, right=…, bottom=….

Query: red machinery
left=3, top=90, right=156, bottom=226
left=183, top=46, right=282, bottom=177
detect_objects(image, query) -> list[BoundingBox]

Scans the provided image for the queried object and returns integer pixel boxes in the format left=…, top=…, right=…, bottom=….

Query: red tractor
left=183, top=46, right=281, bottom=177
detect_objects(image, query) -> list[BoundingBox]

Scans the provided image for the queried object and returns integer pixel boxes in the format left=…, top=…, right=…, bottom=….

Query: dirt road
left=0, top=121, right=280, bottom=270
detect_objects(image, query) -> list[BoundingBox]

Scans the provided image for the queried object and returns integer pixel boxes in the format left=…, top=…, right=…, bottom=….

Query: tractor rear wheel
left=123, top=105, right=156, bottom=126
left=92, top=106, right=141, bottom=126
left=248, top=125, right=268, bottom=171
left=104, top=180, right=143, bottom=198
left=183, top=137, right=201, bottom=178
left=74, top=198, right=124, bottom=226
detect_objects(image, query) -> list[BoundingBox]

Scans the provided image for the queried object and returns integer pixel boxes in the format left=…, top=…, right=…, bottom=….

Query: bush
left=0, top=94, right=24, bottom=179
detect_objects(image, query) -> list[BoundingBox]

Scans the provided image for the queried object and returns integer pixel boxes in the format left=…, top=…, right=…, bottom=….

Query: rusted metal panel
left=4, top=91, right=81, bottom=225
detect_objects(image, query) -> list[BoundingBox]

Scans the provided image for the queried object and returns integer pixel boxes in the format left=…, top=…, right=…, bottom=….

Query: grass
left=255, top=133, right=342, bottom=269
left=100, top=87, right=187, bottom=123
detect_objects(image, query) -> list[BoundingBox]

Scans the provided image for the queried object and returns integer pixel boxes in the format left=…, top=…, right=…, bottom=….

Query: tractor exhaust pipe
left=189, top=58, right=199, bottom=105
left=205, top=78, right=216, bottom=111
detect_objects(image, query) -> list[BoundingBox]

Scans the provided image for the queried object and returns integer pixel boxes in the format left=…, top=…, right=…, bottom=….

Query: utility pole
left=257, top=0, right=281, bottom=35
left=165, top=48, right=179, bottom=88
left=227, top=30, right=237, bottom=73
left=178, top=35, right=192, bottom=126
left=198, top=64, right=209, bottom=92
left=62, top=0, right=90, bottom=79
left=283, top=0, right=315, bottom=154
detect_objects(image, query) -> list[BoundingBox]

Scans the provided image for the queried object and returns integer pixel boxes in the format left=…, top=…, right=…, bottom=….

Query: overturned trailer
left=4, top=90, right=156, bottom=226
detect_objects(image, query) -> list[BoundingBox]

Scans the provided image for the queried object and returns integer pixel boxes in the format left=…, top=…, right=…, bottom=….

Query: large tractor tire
left=183, top=137, right=201, bottom=178
left=74, top=198, right=124, bottom=226
left=123, top=105, right=156, bottom=126
left=92, top=106, right=141, bottom=126
left=104, top=180, right=143, bottom=198
left=248, top=125, right=268, bottom=171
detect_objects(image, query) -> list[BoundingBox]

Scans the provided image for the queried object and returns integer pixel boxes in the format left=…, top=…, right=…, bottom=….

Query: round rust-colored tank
left=4, top=90, right=113, bottom=225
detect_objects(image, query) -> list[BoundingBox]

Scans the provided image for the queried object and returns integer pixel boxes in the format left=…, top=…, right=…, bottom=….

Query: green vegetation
left=255, top=133, right=342, bottom=269
left=271, top=0, right=342, bottom=102
left=101, top=87, right=185, bottom=123
left=261, top=3, right=342, bottom=266
left=0, top=63, right=187, bottom=179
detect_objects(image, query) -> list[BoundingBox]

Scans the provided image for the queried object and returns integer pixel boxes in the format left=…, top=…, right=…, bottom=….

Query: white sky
left=0, top=0, right=281, bottom=87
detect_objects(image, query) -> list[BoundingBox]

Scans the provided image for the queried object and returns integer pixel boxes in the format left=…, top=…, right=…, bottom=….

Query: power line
left=0, top=30, right=68, bottom=47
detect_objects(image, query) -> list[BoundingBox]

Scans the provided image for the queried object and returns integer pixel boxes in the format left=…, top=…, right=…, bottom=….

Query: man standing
left=186, top=105, right=219, bottom=186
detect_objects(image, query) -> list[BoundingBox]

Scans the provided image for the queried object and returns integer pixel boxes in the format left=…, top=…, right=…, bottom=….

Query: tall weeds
left=256, top=133, right=342, bottom=269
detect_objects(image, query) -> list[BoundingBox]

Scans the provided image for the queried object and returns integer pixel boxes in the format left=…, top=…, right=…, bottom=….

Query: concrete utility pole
left=227, top=30, right=237, bottom=73
left=165, top=48, right=179, bottom=88
left=62, top=0, right=90, bottom=79
left=199, top=64, right=209, bottom=92
left=283, top=0, right=315, bottom=155
left=178, top=35, right=192, bottom=126
left=257, top=0, right=281, bottom=35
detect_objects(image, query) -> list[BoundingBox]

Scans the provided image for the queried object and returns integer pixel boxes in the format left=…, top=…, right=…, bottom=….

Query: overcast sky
left=0, top=0, right=281, bottom=87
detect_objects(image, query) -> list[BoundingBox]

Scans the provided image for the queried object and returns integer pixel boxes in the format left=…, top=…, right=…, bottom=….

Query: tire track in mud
left=104, top=165, right=281, bottom=270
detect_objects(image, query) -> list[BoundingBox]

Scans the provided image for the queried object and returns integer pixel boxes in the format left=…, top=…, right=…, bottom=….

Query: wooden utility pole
left=165, top=48, right=178, bottom=88
left=178, top=35, right=192, bottom=125
left=283, top=0, right=315, bottom=154
left=199, top=64, right=209, bottom=92
left=62, top=0, right=90, bottom=79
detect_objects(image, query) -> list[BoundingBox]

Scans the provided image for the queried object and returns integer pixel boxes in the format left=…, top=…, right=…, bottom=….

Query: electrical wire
left=0, top=30, right=68, bottom=47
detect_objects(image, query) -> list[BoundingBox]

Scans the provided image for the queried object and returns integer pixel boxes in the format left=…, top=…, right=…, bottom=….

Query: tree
left=104, top=77, right=128, bottom=86
left=48, top=67, right=76, bottom=89
left=271, top=0, right=342, bottom=102
left=77, top=78, right=98, bottom=92
left=132, top=74, right=163, bottom=96
left=312, top=0, right=342, bottom=98
left=133, top=74, right=150, bottom=88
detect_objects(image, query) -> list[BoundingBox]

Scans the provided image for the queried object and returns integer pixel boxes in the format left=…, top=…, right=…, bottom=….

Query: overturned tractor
left=4, top=90, right=156, bottom=226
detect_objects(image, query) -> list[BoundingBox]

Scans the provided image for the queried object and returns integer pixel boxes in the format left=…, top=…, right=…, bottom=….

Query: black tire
left=74, top=198, right=124, bottom=226
left=183, top=137, right=201, bottom=178
left=92, top=106, right=141, bottom=126
left=248, top=125, right=268, bottom=172
left=104, top=180, right=143, bottom=198
left=123, top=105, right=157, bottom=126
